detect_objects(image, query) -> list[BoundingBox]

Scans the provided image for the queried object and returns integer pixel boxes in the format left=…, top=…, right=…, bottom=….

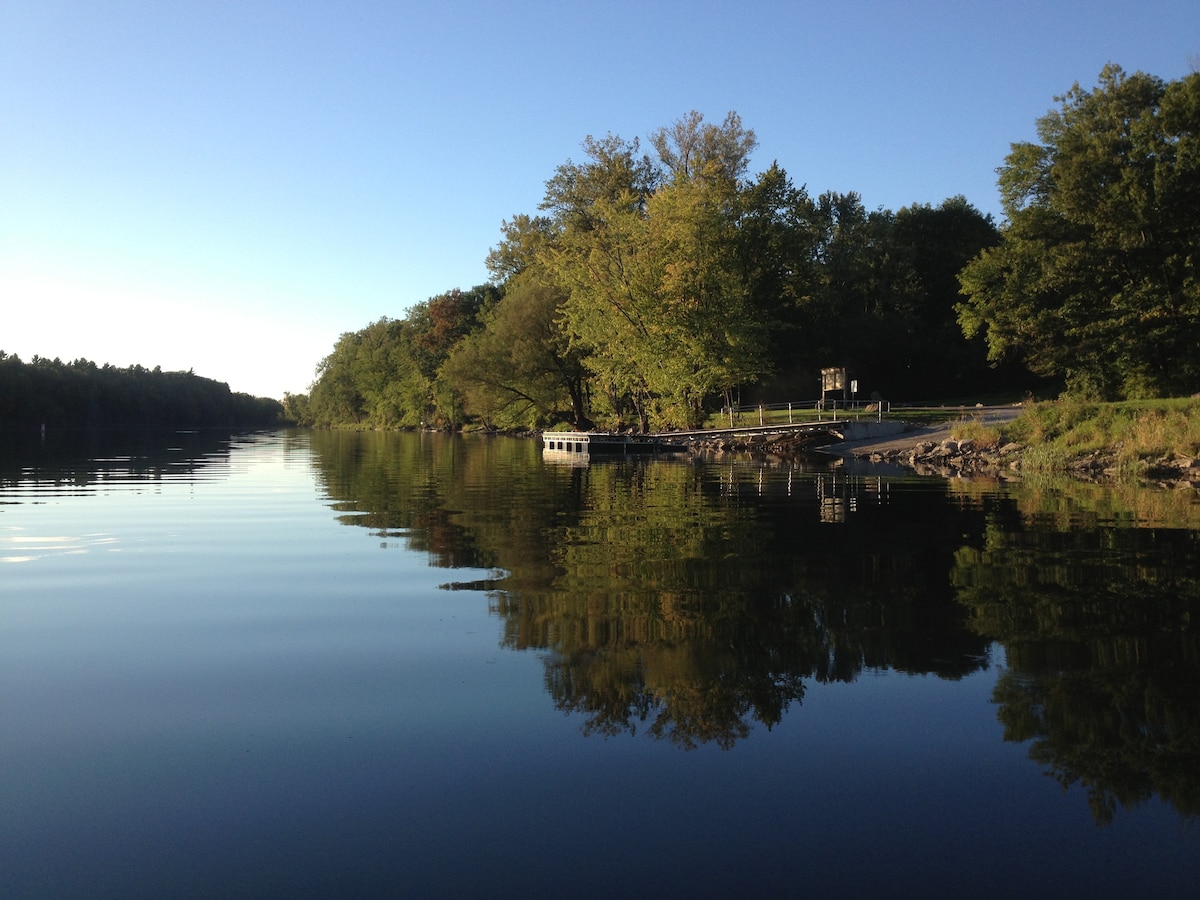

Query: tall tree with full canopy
left=638, top=170, right=768, bottom=424
left=958, top=64, right=1200, bottom=398
left=543, top=113, right=767, bottom=429
left=650, top=110, right=757, bottom=184
left=442, top=272, right=592, bottom=429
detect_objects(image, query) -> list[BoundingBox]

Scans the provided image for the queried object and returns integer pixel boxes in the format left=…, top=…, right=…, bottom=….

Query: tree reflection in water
left=309, top=431, right=1200, bottom=822
left=309, top=431, right=989, bottom=750
left=950, top=483, right=1200, bottom=825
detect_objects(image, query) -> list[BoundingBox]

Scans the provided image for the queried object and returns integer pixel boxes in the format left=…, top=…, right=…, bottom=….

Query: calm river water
left=2, top=428, right=1198, bottom=897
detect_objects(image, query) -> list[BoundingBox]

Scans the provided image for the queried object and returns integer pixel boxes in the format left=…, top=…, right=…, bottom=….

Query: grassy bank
left=950, top=398, right=1200, bottom=476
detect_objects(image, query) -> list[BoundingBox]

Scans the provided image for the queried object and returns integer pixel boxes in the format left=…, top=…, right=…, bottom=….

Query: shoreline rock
left=687, top=432, right=831, bottom=459
left=686, top=428, right=1200, bottom=489
left=848, top=438, right=1200, bottom=488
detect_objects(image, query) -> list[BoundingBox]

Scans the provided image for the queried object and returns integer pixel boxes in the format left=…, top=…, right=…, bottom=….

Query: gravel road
left=824, top=405, right=1025, bottom=458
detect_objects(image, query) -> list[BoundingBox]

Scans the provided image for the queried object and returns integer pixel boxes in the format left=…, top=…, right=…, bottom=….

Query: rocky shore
left=686, top=431, right=831, bottom=459
left=851, top=438, right=1200, bottom=487
left=689, top=416, right=1200, bottom=489
left=852, top=437, right=1025, bottom=476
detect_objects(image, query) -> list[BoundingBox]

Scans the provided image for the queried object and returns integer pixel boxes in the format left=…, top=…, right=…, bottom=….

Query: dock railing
left=716, top=400, right=889, bottom=429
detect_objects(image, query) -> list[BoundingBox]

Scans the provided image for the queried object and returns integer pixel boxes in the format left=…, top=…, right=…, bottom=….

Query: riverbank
left=689, top=407, right=1017, bottom=462
left=842, top=434, right=1200, bottom=488
left=765, top=401, right=1200, bottom=488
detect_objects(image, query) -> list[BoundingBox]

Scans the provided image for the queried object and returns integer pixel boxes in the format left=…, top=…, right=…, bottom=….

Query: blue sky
left=2, top=1, right=1197, bottom=399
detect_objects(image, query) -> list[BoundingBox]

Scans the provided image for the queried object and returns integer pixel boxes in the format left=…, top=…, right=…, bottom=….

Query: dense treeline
left=300, top=65, right=1199, bottom=430
left=297, top=113, right=1016, bottom=431
left=0, top=352, right=284, bottom=429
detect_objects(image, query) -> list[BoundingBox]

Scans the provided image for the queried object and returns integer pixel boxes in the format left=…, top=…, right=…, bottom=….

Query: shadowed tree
left=958, top=64, right=1200, bottom=398
left=442, top=273, right=591, bottom=429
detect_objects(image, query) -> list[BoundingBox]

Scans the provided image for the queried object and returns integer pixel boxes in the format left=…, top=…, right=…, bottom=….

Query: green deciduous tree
left=640, top=174, right=767, bottom=423
left=442, top=273, right=591, bottom=429
left=302, top=108, right=1017, bottom=429
left=958, top=64, right=1200, bottom=399
left=541, top=113, right=768, bottom=429
left=877, top=197, right=1002, bottom=396
left=733, top=164, right=822, bottom=380
left=650, top=109, right=757, bottom=184
left=304, top=286, right=497, bottom=428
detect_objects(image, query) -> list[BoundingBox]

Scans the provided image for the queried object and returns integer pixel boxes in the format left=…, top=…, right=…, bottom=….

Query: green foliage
left=305, top=110, right=1016, bottom=429
left=545, top=138, right=768, bottom=429
left=1001, top=397, right=1200, bottom=472
left=301, top=285, right=497, bottom=429
left=442, top=273, right=590, bottom=429
left=749, top=190, right=1003, bottom=400
left=532, top=112, right=1004, bottom=428
left=650, top=110, right=758, bottom=183
left=958, top=65, right=1200, bottom=399
left=732, top=163, right=822, bottom=363
left=0, top=352, right=282, bottom=429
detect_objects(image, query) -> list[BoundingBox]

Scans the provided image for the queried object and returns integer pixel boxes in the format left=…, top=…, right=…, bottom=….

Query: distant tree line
left=0, top=352, right=284, bottom=429
left=298, top=65, right=1199, bottom=430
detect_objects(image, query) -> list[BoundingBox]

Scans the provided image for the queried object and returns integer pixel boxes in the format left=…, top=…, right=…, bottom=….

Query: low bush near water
left=948, top=415, right=1002, bottom=450
left=1004, top=398, right=1200, bottom=472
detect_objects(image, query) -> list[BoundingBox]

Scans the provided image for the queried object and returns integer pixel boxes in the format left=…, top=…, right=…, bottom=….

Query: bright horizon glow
left=3, top=1, right=1197, bottom=399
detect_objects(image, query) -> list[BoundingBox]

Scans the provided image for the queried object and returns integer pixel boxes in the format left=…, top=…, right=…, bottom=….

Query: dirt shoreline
left=821, top=406, right=1024, bottom=458
left=687, top=405, right=1025, bottom=469
left=816, top=405, right=1200, bottom=488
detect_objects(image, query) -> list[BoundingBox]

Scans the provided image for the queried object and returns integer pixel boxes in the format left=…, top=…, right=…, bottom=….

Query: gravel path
left=823, top=405, right=1025, bottom=457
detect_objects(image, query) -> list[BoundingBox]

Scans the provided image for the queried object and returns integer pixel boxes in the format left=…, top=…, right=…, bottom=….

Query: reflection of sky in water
left=1, top=530, right=119, bottom=563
